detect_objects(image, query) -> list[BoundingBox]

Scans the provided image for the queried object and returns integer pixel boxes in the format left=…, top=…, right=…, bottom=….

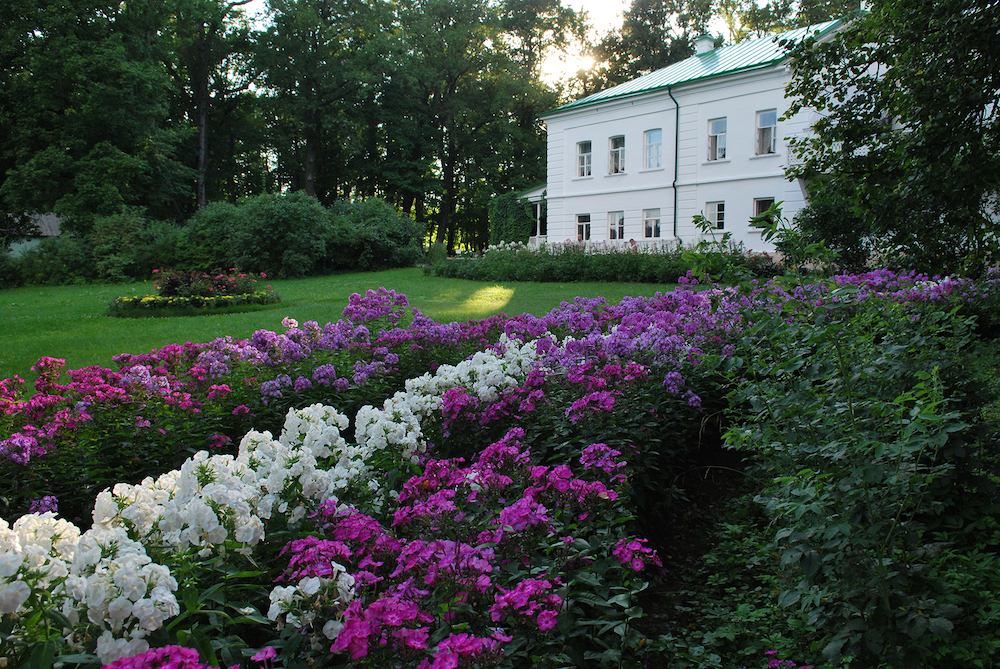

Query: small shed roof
left=542, top=19, right=843, bottom=117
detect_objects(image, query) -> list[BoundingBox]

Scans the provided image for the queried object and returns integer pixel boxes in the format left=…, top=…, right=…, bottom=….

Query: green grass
left=0, top=268, right=677, bottom=383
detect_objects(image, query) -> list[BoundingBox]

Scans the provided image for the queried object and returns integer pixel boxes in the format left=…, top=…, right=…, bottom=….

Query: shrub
left=0, top=251, right=22, bottom=289
left=227, top=192, right=333, bottom=278
left=330, top=197, right=423, bottom=271
left=15, top=235, right=96, bottom=285
left=176, top=200, right=240, bottom=272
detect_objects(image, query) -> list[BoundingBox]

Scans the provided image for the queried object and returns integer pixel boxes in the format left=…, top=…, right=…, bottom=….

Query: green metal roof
left=543, top=19, right=843, bottom=117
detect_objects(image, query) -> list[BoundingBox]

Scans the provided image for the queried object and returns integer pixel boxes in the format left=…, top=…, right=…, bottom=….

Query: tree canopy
left=786, top=0, right=1000, bottom=274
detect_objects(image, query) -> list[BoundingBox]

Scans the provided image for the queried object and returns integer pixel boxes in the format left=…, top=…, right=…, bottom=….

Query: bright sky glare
left=243, top=0, right=630, bottom=83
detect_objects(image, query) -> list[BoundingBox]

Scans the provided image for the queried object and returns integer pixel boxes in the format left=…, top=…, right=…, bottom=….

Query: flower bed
left=2, top=275, right=1000, bottom=668
left=108, top=269, right=280, bottom=317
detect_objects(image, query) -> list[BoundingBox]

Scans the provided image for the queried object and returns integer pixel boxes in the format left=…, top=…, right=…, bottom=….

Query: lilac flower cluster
left=342, top=287, right=410, bottom=326
left=580, top=443, right=628, bottom=484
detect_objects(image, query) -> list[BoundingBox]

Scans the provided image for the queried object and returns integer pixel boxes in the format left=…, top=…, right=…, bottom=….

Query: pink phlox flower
left=250, top=646, right=277, bottom=668
left=101, top=645, right=210, bottom=669
left=612, top=537, right=662, bottom=572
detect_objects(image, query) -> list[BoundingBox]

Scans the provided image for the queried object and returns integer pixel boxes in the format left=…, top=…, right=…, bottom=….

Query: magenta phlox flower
left=101, top=645, right=212, bottom=669
left=612, top=537, right=662, bottom=572
left=332, top=594, right=431, bottom=659
left=250, top=645, right=277, bottom=668
left=392, top=489, right=459, bottom=527
left=489, top=578, right=562, bottom=630
left=441, top=387, right=479, bottom=421
left=397, top=459, right=469, bottom=504
left=206, top=383, right=231, bottom=399
left=475, top=428, right=530, bottom=473
left=207, top=434, right=232, bottom=449
left=565, top=390, right=619, bottom=423
left=280, top=536, right=353, bottom=581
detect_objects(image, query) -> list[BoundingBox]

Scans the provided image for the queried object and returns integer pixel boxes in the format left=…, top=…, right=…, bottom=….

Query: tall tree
left=163, top=0, right=256, bottom=208
left=785, top=0, right=1000, bottom=274
left=596, top=0, right=712, bottom=86
left=259, top=0, right=391, bottom=202
left=0, top=0, right=193, bottom=233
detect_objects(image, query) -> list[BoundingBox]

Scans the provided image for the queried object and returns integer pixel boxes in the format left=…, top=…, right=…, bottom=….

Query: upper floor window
left=756, top=110, right=777, bottom=155
left=706, top=201, right=725, bottom=229
left=609, top=136, right=626, bottom=174
left=643, top=208, right=660, bottom=238
left=708, top=118, right=726, bottom=161
left=609, top=211, right=625, bottom=240
left=644, top=129, right=662, bottom=169
left=577, top=141, right=592, bottom=177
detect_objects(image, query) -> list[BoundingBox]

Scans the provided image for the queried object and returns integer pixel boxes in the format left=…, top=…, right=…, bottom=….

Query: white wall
left=543, top=64, right=814, bottom=253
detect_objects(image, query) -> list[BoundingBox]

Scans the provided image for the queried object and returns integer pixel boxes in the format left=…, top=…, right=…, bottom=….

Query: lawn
left=0, top=268, right=676, bottom=383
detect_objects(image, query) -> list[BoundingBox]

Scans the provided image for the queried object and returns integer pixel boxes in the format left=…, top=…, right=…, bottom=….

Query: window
left=643, top=208, right=660, bottom=238
left=577, top=214, right=591, bottom=241
left=708, top=118, right=726, bottom=160
left=644, top=129, right=662, bottom=169
left=608, top=211, right=625, bottom=240
left=706, top=201, right=725, bottom=229
left=609, top=136, right=626, bottom=174
left=753, top=197, right=775, bottom=222
left=756, top=110, right=777, bottom=155
left=577, top=141, right=592, bottom=177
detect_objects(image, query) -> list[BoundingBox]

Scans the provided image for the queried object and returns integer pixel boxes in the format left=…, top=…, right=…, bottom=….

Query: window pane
left=710, top=118, right=726, bottom=135
left=758, top=110, right=777, bottom=128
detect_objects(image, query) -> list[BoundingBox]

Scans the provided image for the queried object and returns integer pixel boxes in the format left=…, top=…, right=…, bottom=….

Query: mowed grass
left=0, top=267, right=677, bottom=383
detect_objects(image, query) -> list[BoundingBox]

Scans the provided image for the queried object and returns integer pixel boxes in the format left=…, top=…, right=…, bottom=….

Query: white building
left=533, top=19, right=844, bottom=252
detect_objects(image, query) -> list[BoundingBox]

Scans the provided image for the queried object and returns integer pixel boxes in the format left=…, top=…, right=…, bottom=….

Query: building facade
left=535, top=20, right=843, bottom=252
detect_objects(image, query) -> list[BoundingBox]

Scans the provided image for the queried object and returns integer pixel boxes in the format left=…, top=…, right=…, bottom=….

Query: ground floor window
left=753, top=197, right=775, bottom=221
left=643, top=209, right=660, bottom=238
left=608, top=211, right=624, bottom=240
left=577, top=214, right=591, bottom=241
left=706, top=201, right=725, bottom=229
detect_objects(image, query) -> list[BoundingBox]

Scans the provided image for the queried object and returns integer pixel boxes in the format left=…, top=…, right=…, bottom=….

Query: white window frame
left=756, top=110, right=777, bottom=155
left=609, top=136, right=626, bottom=174
left=608, top=211, right=625, bottom=240
left=706, top=201, right=725, bottom=229
left=577, top=141, right=592, bottom=177
left=708, top=118, right=727, bottom=161
left=642, top=208, right=660, bottom=239
left=577, top=214, right=591, bottom=241
left=644, top=129, right=662, bottom=169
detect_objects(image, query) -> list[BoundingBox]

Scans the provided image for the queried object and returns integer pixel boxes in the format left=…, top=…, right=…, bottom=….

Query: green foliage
left=750, top=200, right=837, bottom=273
left=0, top=0, right=193, bottom=234
left=15, top=236, right=97, bottom=286
left=330, top=197, right=424, bottom=272
left=226, top=192, right=332, bottom=279
left=785, top=0, right=1000, bottom=275
left=488, top=191, right=536, bottom=246
left=176, top=201, right=240, bottom=272
left=792, top=177, right=871, bottom=272
left=430, top=243, right=694, bottom=284
left=723, top=292, right=1000, bottom=667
